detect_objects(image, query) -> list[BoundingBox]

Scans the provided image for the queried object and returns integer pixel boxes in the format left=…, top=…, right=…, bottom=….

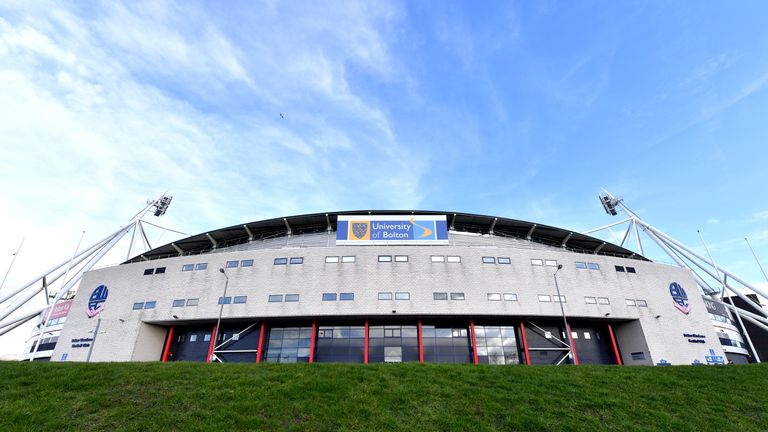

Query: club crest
left=87, top=284, right=109, bottom=318
left=351, top=222, right=369, bottom=240
left=669, top=282, right=690, bottom=314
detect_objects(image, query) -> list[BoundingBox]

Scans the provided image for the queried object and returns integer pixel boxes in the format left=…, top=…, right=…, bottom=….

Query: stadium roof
left=125, top=211, right=648, bottom=264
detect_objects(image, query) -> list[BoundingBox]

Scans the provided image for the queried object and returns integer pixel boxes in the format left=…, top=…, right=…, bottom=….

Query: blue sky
left=1, top=1, right=768, bottom=353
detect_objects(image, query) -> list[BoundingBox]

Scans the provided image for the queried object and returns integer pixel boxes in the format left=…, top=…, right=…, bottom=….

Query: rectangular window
left=204, top=334, right=211, bottom=342
left=132, top=302, right=144, bottom=310
left=587, top=262, right=600, bottom=270
left=339, top=293, right=354, bottom=301
left=322, top=293, right=337, bottom=301
left=631, top=352, right=645, bottom=360
left=268, top=295, right=283, bottom=303
left=218, top=296, right=232, bottom=305
left=538, top=295, right=551, bottom=302
left=503, top=293, right=517, bottom=301
left=378, top=292, right=393, bottom=300
left=615, top=265, right=625, bottom=272
left=186, top=298, right=199, bottom=307
left=575, top=262, right=587, bottom=269
left=172, top=299, right=186, bottom=307
left=482, top=256, right=496, bottom=264
left=155, top=267, right=166, bottom=274
left=584, top=332, right=591, bottom=340
left=395, top=292, right=410, bottom=300
left=598, top=297, right=610, bottom=305
left=341, top=256, right=356, bottom=263
left=487, top=293, right=501, bottom=301
left=450, top=292, right=465, bottom=300
left=545, top=260, right=558, bottom=267
left=553, top=295, right=566, bottom=303
left=433, top=292, right=448, bottom=300
left=144, top=301, right=156, bottom=309
left=447, top=256, right=461, bottom=263
left=431, top=256, right=445, bottom=263
left=626, top=267, right=636, bottom=273
left=531, top=259, right=544, bottom=266
left=190, top=335, right=197, bottom=342
left=181, top=264, right=194, bottom=272
left=584, top=296, right=597, bottom=304
left=625, top=299, right=636, bottom=306
left=195, top=263, right=208, bottom=271
left=289, top=257, right=303, bottom=264
left=226, top=260, right=239, bottom=268
left=325, top=256, right=339, bottom=263
left=233, top=296, right=247, bottom=304
left=636, top=300, right=648, bottom=307
left=394, top=255, right=408, bottom=262
left=497, top=257, right=511, bottom=264
left=378, top=255, right=392, bottom=262
left=284, top=294, right=300, bottom=302
left=143, top=268, right=154, bottom=275
left=274, top=258, right=288, bottom=265
left=240, top=259, right=254, bottom=267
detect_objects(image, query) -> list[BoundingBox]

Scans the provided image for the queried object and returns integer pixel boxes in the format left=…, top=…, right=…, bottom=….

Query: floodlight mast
left=0, top=194, right=175, bottom=351
left=587, top=190, right=768, bottom=363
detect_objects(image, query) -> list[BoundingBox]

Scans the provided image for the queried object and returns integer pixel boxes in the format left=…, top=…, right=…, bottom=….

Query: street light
left=212, top=268, right=229, bottom=362
left=553, top=264, right=573, bottom=363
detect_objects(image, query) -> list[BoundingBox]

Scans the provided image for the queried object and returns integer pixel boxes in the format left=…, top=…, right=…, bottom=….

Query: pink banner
left=49, top=299, right=73, bottom=320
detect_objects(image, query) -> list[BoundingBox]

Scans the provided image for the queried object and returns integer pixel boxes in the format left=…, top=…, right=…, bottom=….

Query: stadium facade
left=44, top=211, right=741, bottom=365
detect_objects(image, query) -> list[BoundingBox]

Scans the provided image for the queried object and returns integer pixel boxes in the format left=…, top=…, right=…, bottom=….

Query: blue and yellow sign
left=336, top=215, right=449, bottom=245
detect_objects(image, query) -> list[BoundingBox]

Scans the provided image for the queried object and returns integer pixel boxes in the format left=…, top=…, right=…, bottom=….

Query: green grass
left=1, top=362, right=766, bottom=431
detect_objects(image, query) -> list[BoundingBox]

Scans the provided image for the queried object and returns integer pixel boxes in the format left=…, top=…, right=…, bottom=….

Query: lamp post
left=212, top=268, right=229, bottom=362
left=553, top=264, right=572, bottom=363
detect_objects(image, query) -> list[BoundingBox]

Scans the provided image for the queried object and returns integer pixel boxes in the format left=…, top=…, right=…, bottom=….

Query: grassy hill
left=1, top=362, right=767, bottom=431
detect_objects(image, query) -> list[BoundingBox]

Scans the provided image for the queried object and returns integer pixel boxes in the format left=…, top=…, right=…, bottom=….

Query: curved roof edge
left=124, top=210, right=649, bottom=264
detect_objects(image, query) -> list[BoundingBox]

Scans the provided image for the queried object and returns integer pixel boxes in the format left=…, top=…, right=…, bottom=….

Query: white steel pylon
left=0, top=194, right=179, bottom=343
left=586, top=191, right=768, bottom=362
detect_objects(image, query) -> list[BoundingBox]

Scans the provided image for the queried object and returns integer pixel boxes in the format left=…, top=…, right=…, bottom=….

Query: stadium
left=29, top=206, right=744, bottom=366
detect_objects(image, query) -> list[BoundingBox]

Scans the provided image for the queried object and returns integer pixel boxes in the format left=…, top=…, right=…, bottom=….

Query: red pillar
left=161, top=325, right=174, bottom=362
left=206, top=324, right=217, bottom=364
left=364, top=320, right=369, bottom=364
left=519, top=320, right=530, bottom=366
left=256, top=322, right=266, bottom=363
left=607, top=323, right=623, bottom=365
left=470, top=320, right=479, bottom=365
left=417, top=320, right=424, bottom=364
left=567, top=324, right=579, bottom=365
left=309, top=320, right=317, bottom=363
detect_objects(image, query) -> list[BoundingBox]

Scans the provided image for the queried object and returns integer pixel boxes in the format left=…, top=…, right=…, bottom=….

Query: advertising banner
left=336, top=215, right=449, bottom=245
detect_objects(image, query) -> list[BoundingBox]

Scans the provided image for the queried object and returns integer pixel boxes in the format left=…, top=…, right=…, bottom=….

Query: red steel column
left=567, top=324, right=579, bottom=365
left=161, top=325, right=175, bottom=362
left=417, top=320, right=424, bottom=364
left=256, top=322, right=266, bottom=363
left=607, top=323, right=623, bottom=365
left=309, top=320, right=317, bottom=363
left=519, top=320, right=530, bottom=365
left=364, top=320, right=369, bottom=364
left=470, top=320, right=479, bottom=365
left=206, top=324, right=217, bottom=364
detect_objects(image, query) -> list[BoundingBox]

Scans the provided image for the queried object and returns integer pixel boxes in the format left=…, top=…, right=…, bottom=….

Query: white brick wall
left=53, top=243, right=725, bottom=365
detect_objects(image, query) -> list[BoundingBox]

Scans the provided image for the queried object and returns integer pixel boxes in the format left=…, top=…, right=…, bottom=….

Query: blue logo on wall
left=86, top=284, right=108, bottom=318
left=669, top=282, right=691, bottom=314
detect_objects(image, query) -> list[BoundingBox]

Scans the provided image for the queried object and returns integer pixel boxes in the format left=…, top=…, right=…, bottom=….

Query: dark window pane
left=155, top=267, right=166, bottom=274
left=143, top=268, right=154, bottom=275
left=226, top=260, right=239, bottom=268
left=290, top=257, right=304, bottom=264
left=339, top=293, right=354, bottom=301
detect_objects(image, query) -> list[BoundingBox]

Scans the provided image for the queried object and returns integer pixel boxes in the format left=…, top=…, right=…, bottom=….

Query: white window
left=378, top=255, right=392, bottom=262
left=583, top=332, right=591, bottom=340
left=625, top=299, right=637, bottom=306
left=447, top=256, right=461, bottom=263
left=531, top=259, right=544, bottom=266
left=554, top=295, right=566, bottom=303
left=487, top=293, right=502, bottom=301
left=341, top=256, right=356, bottom=263
left=637, top=300, right=648, bottom=307
left=545, top=260, right=558, bottom=267
left=598, top=297, right=610, bottom=305
left=395, top=292, right=410, bottom=300
left=204, top=334, right=211, bottom=342
left=378, top=292, right=393, bottom=300
left=431, top=256, right=445, bottom=263
left=584, top=296, right=597, bottom=304
left=394, top=255, right=408, bottom=262
left=498, top=257, right=511, bottom=264
left=325, top=256, right=339, bottom=263
left=503, top=293, right=517, bottom=301
left=587, top=262, right=600, bottom=270
left=538, top=295, right=551, bottom=302
left=571, top=332, right=579, bottom=339
left=544, top=331, right=552, bottom=339
left=482, top=256, right=496, bottom=264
